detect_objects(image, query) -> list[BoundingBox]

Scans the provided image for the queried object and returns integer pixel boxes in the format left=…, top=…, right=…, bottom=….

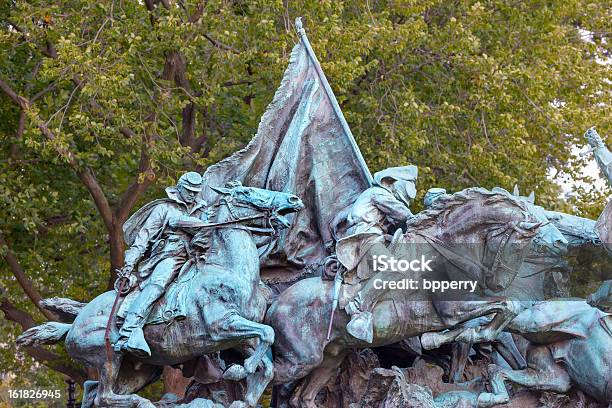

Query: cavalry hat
left=177, top=171, right=203, bottom=191
left=373, top=165, right=418, bottom=185
left=373, top=165, right=418, bottom=200
left=424, top=187, right=447, bottom=207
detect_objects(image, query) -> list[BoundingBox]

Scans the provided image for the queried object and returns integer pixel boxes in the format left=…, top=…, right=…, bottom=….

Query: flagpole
left=295, top=17, right=373, bottom=187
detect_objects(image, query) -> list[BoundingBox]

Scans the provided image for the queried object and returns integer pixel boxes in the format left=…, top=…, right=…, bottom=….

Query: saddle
left=116, top=260, right=200, bottom=326
left=337, top=229, right=405, bottom=311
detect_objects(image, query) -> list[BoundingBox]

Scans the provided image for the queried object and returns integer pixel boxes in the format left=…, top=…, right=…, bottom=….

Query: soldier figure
left=335, top=166, right=417, bottom=343
left=114, top=171, right=210, bottom=357
left=586, top=127, right=612, bottom=184
left=585, top=128, right=612, bottom=312
left=423, top=187, right=449, bottom=209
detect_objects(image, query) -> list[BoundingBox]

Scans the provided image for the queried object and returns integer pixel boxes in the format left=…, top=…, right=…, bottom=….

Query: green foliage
left=0, top=0, right=609, bottom=394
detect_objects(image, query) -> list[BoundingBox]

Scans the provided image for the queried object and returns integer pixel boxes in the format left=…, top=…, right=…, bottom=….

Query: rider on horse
left=114, top=171, right=211, bottom=357
left=335, top=166, right=418, bottom=343
left=585, top=128, right=612, bottom=312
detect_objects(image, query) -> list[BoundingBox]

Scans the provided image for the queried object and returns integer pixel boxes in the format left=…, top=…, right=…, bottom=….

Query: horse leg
left=422, top=300, right=520, bottom=350
left=81, top=380, right=99, bottom=408
left=115, top=359, right=163, bottom=396
left=237, top=339, right=274, bottom=407
left=94, top=353, right=155, bottom=408
left=500, top=345, right=571, bottom=393
left=474, top=364, right=510, bottom=407
left=291, top=348, right=348, bottom=408
left=211, top=313, right=274, bottom=382
left=449, top=341, right=472, bottom=383
left=493, top=332, right=527, bottom=369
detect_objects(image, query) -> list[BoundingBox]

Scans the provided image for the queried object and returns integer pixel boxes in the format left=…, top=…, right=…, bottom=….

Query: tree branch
left=115, top=134, right=153, bottom=223
left=0, top=296, right=87, bottom=383
left=0, top=296, right=36, bottom=328
left=0, top=232, right=57, bottom=321
left=76, top=168, right=114, bottom=231
left=180, top=102, right=196, bottom=148
left=0, top=78, right=29, bottom=109
left=36, top=123, right=114, bottom=231
left=203, top=34, right=239, bottom=53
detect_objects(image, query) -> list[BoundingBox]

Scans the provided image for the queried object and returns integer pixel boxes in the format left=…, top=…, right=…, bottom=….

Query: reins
left=413, top=221, right=524, bottom=283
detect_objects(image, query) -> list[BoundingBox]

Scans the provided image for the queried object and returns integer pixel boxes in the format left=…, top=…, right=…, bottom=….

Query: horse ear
left=513, top=184, right=520, bottom=197
left=527, top=191, right=535, bottom=203
left=210, top=185, right=231, bottom=195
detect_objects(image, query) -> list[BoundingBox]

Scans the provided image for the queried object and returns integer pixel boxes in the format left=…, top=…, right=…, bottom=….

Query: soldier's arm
left=586, top=128, right=612, bottom=186
left=372, top=192, right=414, bottom=224
left=123, top=206, right=166, bottom=268
left=168, top=214, right=208, bottom=229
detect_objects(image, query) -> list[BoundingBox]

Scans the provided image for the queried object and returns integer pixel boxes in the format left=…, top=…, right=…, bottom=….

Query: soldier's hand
left=586, top=127, right=604, bottom=149
left=127, top=274, right=138, bottom=289
left=114, top=272, right=137, bottom=293
left=203, top=208, right=214, bottom=221
left=117, top=264, right=134, bottom=278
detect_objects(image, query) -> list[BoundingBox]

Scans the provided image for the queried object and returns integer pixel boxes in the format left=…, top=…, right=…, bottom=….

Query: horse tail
left=40, top=297, right=86, bottom=322
left=16, top=322, right=72, bottom=347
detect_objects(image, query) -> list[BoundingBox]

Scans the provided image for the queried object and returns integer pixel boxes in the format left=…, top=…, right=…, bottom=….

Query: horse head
left=498, top=186, right=568, bottom=257
left=410, top=188, right=544, bottom=292
left=209, top=180, right=304, bottom=233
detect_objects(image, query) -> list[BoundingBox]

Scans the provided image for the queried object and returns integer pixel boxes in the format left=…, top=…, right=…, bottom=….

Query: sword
left=104, top=269, right=132, bottom=364
left=326, top=263, right=344, bottom=341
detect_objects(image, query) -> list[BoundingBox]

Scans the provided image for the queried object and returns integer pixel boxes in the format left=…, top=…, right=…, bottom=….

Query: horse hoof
left=223, top=364, right=247, bottom=381
left=420, top=332, right=443, bottom=350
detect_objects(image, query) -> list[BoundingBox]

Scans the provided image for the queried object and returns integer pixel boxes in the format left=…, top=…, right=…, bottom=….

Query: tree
left=1, top=0, right=609, bottom=393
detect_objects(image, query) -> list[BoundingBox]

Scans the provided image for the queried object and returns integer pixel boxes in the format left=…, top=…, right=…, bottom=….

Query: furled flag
left=200, top=19, right=372, bottom=288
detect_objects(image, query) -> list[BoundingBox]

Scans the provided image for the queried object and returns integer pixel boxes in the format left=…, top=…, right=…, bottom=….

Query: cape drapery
left=200, top=40, right=370, bottom=285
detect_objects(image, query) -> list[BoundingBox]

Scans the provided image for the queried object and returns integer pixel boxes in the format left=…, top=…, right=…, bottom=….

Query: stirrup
left=113, top=337, right=128, bottom=353
left=345, top=299, right=360, bottom=316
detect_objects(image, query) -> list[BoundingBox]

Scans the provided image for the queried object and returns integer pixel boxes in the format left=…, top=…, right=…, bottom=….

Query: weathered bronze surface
left=15, top=20, right=611, bottom=408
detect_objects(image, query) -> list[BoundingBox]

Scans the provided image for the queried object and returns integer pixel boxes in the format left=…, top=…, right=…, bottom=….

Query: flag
left=201, top=38, right=370, bottom=287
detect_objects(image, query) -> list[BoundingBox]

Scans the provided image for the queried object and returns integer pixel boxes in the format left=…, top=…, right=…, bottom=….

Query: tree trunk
left=107, top=222, right=125, bottom=289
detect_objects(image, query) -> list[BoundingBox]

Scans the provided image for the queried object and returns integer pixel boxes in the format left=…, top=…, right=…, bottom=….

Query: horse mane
left=405, top=187, right=529, bottom=232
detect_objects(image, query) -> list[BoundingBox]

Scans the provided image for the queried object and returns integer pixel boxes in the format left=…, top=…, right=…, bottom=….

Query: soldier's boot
left=345, top=269, right=405, bottom=343
left=114, top=284, right=164, bottom=358
left=345, top=292, right=374, bottom=344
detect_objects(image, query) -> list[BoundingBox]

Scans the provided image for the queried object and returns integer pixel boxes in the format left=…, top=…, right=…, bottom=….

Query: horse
left=502, top=299, right=612, bottom=403
left=265, top=188, right=547, bottom=407
left=446, top=187, right=571, bottom=382
left=17, top=181, right=304, bottom=408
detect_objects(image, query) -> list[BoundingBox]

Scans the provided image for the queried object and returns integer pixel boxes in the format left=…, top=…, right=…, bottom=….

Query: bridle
left=413, top=218, right=534, bottom=285
left=212, top=195, right=280, bottom=236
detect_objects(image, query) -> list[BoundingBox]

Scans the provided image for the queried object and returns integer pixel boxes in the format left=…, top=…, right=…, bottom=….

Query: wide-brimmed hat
left=373, top=165, right=418, bottom=185
left=373, top=165, right=418, bottom=199
left=177, top=171, right=203, bottom=191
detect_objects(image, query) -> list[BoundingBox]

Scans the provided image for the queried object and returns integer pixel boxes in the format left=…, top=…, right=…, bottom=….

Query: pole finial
left=295, top=17, right=305, bottom=36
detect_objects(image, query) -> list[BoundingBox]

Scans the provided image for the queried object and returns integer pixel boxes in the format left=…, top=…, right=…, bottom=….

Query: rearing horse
left=17, top=182, right=304, bottom=408
left=266, top=188, right=543, bottom=407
